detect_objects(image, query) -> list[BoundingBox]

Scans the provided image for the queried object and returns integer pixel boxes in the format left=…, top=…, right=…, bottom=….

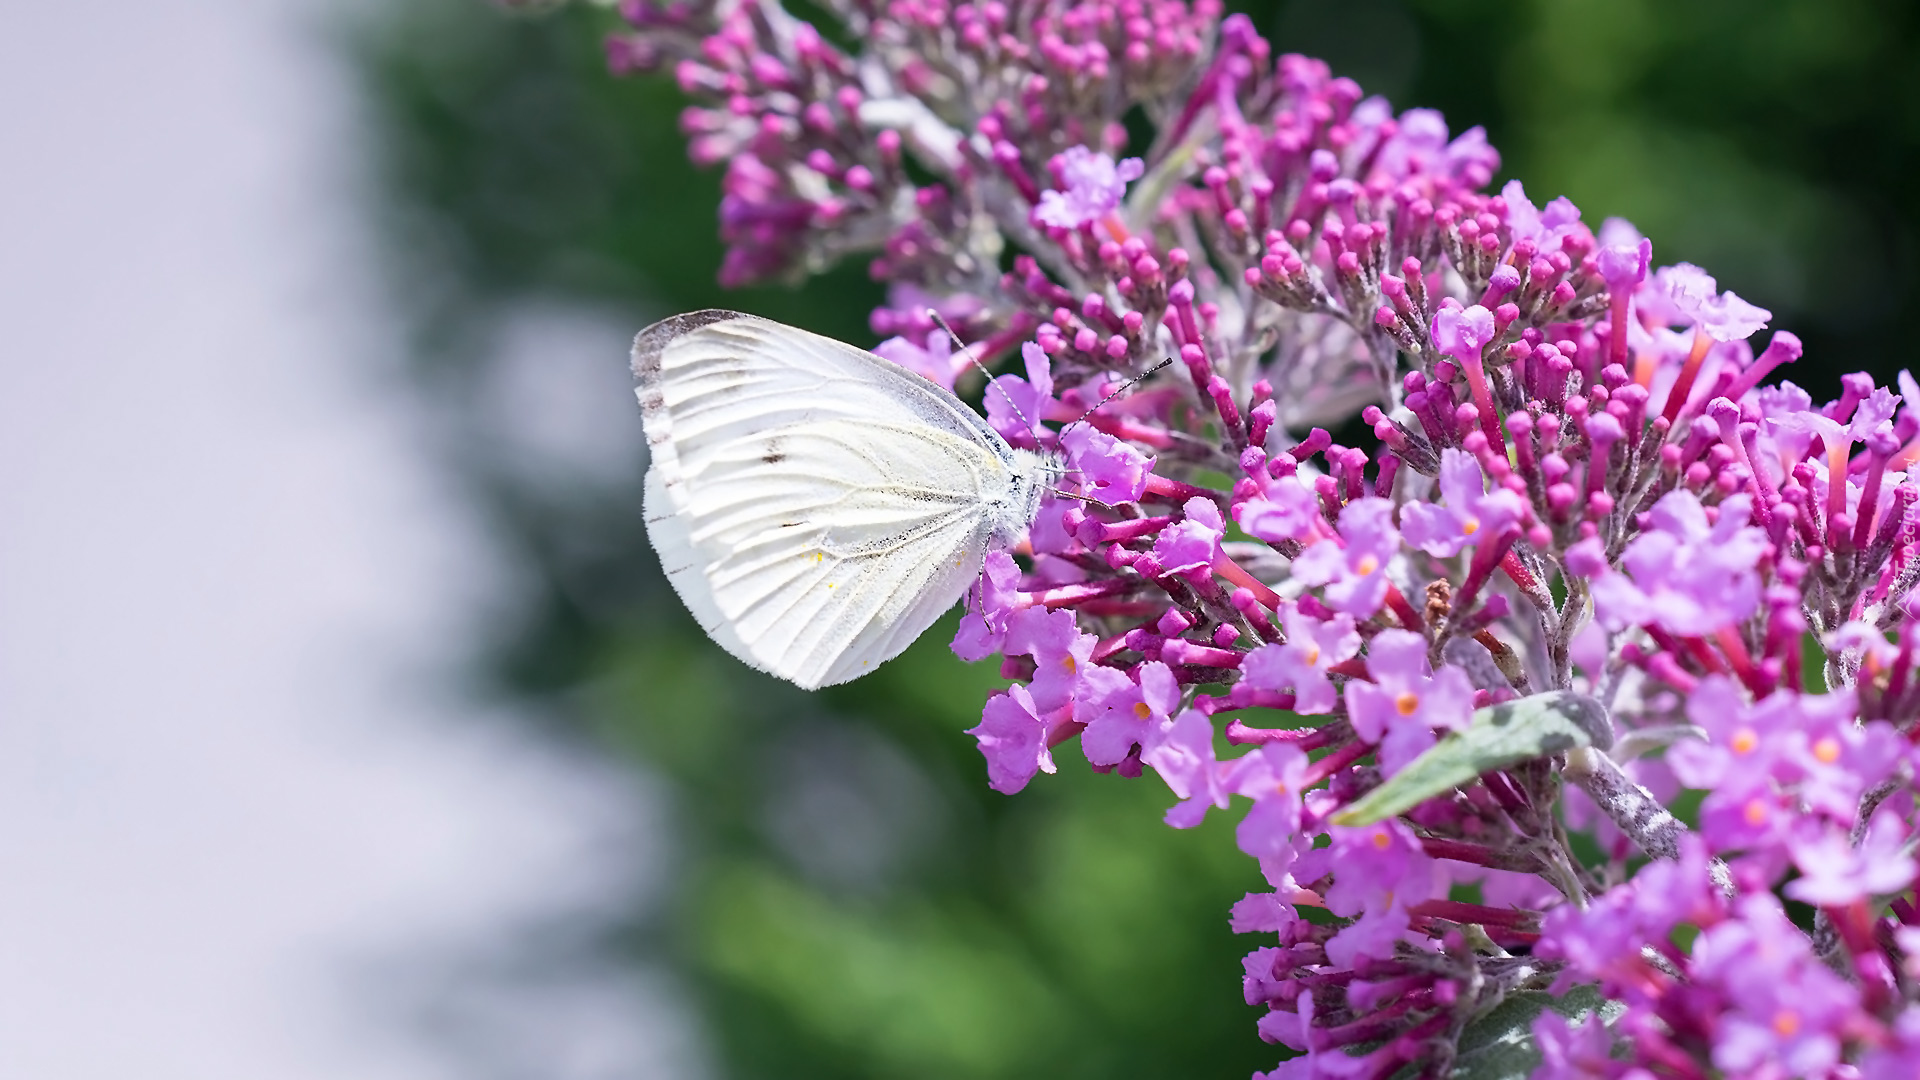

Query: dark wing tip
left=631, top=309, right=753, bottom=384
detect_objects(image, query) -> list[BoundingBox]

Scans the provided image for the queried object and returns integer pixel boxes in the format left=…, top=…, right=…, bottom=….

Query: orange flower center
left=1133, top=701, right=1152, bottom=720
left=1744, top=798, right=1771, bottom=826
left=1395, top=692, right=1420, bottom=716
left=1772, top=1010, right=1801, bottom=1037
left=1305, top=645, right=1321, bottom=665
left=1730, top=728, right=1759, bottom=755
left=1355, top=554, right=1380, bottom=575
left=1813, top=736, right=1841, bottom=764
left=1062, top=655, right=1077, bottom=675
left=1461, top=517, right=1480, bottom=535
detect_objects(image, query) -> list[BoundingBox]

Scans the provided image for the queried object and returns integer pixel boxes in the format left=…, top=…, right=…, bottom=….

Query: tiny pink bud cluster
left=605, top=0, right=1920, bottom=1074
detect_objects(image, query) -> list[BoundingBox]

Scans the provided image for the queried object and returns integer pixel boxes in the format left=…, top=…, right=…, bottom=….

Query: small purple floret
left=1033, top=146, right=1144, bottom=229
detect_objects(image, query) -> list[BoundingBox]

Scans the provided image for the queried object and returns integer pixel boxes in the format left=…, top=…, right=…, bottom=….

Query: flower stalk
left=597, top=0, right=1920, bottom=1072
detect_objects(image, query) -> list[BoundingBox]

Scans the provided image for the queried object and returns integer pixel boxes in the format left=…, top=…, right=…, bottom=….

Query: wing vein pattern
left=635, top=310, right=1030, bottom=688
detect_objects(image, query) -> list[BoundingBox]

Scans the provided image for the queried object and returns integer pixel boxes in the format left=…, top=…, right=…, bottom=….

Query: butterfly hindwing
left=635, top=311, right=1021, bottom=688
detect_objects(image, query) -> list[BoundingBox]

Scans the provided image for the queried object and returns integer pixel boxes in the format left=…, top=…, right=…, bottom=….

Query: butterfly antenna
left=1043, top=357, right=1173, bottom=503
left=1046, top=485, right=1115, bottom=512
left=928, top=308, right=1042, bottom=442
left=1060, top=357, right=1175, bottom=436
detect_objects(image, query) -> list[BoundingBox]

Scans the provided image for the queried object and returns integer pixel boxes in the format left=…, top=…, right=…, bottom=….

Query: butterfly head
left=988, top=447, right=1063, bottom=550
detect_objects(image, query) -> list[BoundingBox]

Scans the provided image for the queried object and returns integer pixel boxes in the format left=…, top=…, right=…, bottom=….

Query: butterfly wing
left=635, top=310, right=1022, bottom=689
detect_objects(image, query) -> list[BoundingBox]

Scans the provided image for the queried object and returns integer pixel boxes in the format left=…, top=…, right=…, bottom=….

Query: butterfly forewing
left=634, top=311, right=1028, bottom=688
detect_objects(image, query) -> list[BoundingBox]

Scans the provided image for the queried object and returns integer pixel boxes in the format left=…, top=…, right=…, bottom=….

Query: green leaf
left=1333, top=692, right=1610, bottom=827
left=1448, top=985, right=1621, bottom=1080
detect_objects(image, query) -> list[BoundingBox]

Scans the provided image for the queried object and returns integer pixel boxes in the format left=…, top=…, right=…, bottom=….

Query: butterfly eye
left=637, top=311, right=1057, bottom=688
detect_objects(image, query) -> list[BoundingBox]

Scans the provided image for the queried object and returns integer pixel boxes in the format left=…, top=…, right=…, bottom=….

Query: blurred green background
left=348, top=1, right=1917, bottom=1076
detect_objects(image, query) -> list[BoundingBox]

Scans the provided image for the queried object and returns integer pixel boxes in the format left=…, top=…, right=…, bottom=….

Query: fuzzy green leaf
left=1332, top=692, right=1609, bottom=827
left=1447, top=985, right=1620, bottom=1080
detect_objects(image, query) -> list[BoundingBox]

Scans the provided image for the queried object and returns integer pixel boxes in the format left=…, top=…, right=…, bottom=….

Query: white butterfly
left=634, top=310, right=1055, bottom=689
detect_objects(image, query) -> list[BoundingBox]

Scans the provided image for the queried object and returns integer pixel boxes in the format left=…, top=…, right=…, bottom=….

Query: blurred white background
left=0, top=3, right=699, bottom=1077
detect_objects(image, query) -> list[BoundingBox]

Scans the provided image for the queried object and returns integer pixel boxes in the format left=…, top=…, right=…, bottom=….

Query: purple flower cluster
left=608, top=0, right=1920, bottom=1075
